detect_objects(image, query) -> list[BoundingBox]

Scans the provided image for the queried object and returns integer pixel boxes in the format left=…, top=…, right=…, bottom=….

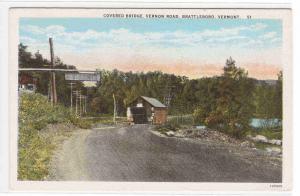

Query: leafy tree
left=205, top=57, right=255, bottom=138
left=275, top=71, right=283, bottom=119
left=18, top=43, right=83, bottom=106
left=193, top=106, right=206, bottom=124
left=19, top=42, right=283, bottom=136
left=254, top=71, right=282, bottom=119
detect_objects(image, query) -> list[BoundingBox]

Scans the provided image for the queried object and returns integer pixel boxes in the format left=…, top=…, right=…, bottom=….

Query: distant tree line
left=19, top=43, right=282, bottom=138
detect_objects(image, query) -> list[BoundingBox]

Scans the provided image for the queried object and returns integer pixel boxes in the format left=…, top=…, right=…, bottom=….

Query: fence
left=167, top=114, right=194, bottom=126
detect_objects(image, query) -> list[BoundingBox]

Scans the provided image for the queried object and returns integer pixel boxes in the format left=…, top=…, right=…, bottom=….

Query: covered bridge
left=127, top=96, right=168, bottom=125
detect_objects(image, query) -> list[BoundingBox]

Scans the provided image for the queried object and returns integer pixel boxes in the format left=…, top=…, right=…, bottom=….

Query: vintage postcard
left=8, top=7, right=292, bottom=192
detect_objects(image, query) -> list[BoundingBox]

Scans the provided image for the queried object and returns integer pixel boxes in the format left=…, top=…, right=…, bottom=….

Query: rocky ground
left=155, top=126, right=282, bottom=157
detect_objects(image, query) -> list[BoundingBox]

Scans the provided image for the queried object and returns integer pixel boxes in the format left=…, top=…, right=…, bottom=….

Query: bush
left=193, top=107, right=206, bottom=125
left=70, top=116, right=92, bottom=129
left=250, top=128, right=282, bottom=140
left=19, top=93, right=71, bottom=126
left=156, top=123, right=179, bottom=134
left=18, top=93, right=76, bottom=180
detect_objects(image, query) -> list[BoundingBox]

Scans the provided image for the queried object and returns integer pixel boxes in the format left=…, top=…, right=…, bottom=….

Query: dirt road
left=49, top=124, right=281, bottom=182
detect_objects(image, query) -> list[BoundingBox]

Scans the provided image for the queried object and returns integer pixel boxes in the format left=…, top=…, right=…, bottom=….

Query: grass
left=18, top=92, right=91, bottom=180
left=155, top=122, right=180, bottom=135
left=258, top=129, right=282, bottom=140
left=254, top=142, right=280, bottom=150
left=246, top=128, right=282, bottom=140
left=156, top=114, right=196, bottom=135
left=81, top=116, right=128, bottom=126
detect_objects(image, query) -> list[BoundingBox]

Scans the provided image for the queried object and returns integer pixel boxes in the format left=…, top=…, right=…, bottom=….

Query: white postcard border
left=8, top=7, right=293, bottom=192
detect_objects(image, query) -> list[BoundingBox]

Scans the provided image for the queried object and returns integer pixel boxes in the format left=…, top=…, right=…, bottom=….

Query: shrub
left=70, top=116, right=92, bottom=129
left=18, top=93, right=74, bottom=180
left=193, top=107, right=206, bottom=125
left=19, top=93, right=71, bottom=126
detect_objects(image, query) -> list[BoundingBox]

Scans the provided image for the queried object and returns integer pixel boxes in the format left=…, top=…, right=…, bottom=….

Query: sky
left=19, top=18, right=282, bottom=79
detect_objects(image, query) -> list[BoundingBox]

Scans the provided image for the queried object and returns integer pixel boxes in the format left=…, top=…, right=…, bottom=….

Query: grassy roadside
left=18, top=93, right=91, bottom=180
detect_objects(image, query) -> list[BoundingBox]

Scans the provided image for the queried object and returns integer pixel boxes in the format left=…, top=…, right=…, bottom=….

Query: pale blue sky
left=19, top=18, right=283, bottom=79
left=20, top=18, right=281, bottom=34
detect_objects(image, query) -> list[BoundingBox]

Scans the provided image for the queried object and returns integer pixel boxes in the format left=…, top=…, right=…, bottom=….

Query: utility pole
left=49, top=37, right=57, bottom=105
left=113, top=93, right=116, bottom=124
left=81, top=95, right=85, bottom=116
left=48, top=82, right=51, bottom=101
left=162, top=85, right=175, bottom=108
left=81, top=95, right=86, bottom=115
left=74, top=90, right=79, bottom=116
left=79, top=91, right=82, bottom=117
left=85, top=96, right=87, bottom=114
left=69, top=82, right=75, bottom=112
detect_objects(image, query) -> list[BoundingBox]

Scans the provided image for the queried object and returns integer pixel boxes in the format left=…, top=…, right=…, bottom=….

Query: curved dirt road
left=49, top=124, right=281, bottom=182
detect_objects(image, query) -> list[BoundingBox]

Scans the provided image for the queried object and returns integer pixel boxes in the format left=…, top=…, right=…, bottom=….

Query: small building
left=127, top=96, right=168, bottom=125
left=18, top=73, right=37, bottom=93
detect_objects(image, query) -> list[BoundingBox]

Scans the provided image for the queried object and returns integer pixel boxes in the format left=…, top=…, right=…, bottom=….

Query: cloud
left=200, top=26, right=246, bottom=37
left=20, top=22, right=272, bottom=49
left=22, top=25, right=65, bottom=36
left=19, top=22, right=281, bottom=79
left=260, top=31, right=277, bottom=40
left=270, top=37, right=281, bottom=43
left=250, top=23, right=268, bottom=31
left=20, top=36, right=38, bottom=44
left=21, top=25, right=45, bottom=34
left=206, top=35, right=248, bottom=43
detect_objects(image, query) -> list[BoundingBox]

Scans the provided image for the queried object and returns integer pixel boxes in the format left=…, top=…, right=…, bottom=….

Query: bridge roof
left=140, top=96, right=167, bottom=108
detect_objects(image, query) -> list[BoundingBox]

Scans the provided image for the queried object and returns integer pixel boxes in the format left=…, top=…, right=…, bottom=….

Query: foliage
left=69, top=116, right=92, bottom=129
left=275, top=71, right=283, bottom=119
left=259, top=129, right=282, bottom=140
left=89, top=69, right=187, bottom=116
left=19, top=93, right=71, bottom=126
left=19, top=42, right=283, bottom=140
left=193, top=107, right=207, bottom=124
left=251, top=71, right=282, bottom=135
left=193, top=57, right=254, bottom=138
left=156, top=123, right=179, bottom=134
left=18, top=93, right=89, bottom=180
left=247, top=128, right=282, bottom=140
left=18, top=93, right=66, bottom=180
left=254, top=142, right=280, bottom=150
left=19, top=43, right=84, bottom=107
left=253, top=72, right=282, bottom=121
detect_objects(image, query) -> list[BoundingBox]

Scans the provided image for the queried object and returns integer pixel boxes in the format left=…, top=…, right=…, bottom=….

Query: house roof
left=140, top=96, right=167, bottom=108
left=19, top=74, right=37, bottom=85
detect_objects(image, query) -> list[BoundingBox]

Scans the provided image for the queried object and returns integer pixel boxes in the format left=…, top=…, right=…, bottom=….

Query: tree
left=275, top=71, right=283, bottom=120
left=18, top=43, right=84, bottom=106
left=253, top=71, right=282, bottom=125
left=18, top=43, right=32, bottom=68
left=205, top=57, right=255, bottom=138
left=254, top=82, right=276, bottom=119
left=193, top=106, right=206, bottom=124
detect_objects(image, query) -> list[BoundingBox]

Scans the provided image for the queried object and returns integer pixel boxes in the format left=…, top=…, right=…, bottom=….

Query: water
left=195, top=118, right=281, bottom=130
left=250, top=118, right=282, bottom=128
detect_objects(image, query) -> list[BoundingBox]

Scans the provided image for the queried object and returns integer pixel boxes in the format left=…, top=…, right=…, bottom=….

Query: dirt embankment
left=36, top=123, right=86, bottom=180
left=46, top=128, right=91, bottom=180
